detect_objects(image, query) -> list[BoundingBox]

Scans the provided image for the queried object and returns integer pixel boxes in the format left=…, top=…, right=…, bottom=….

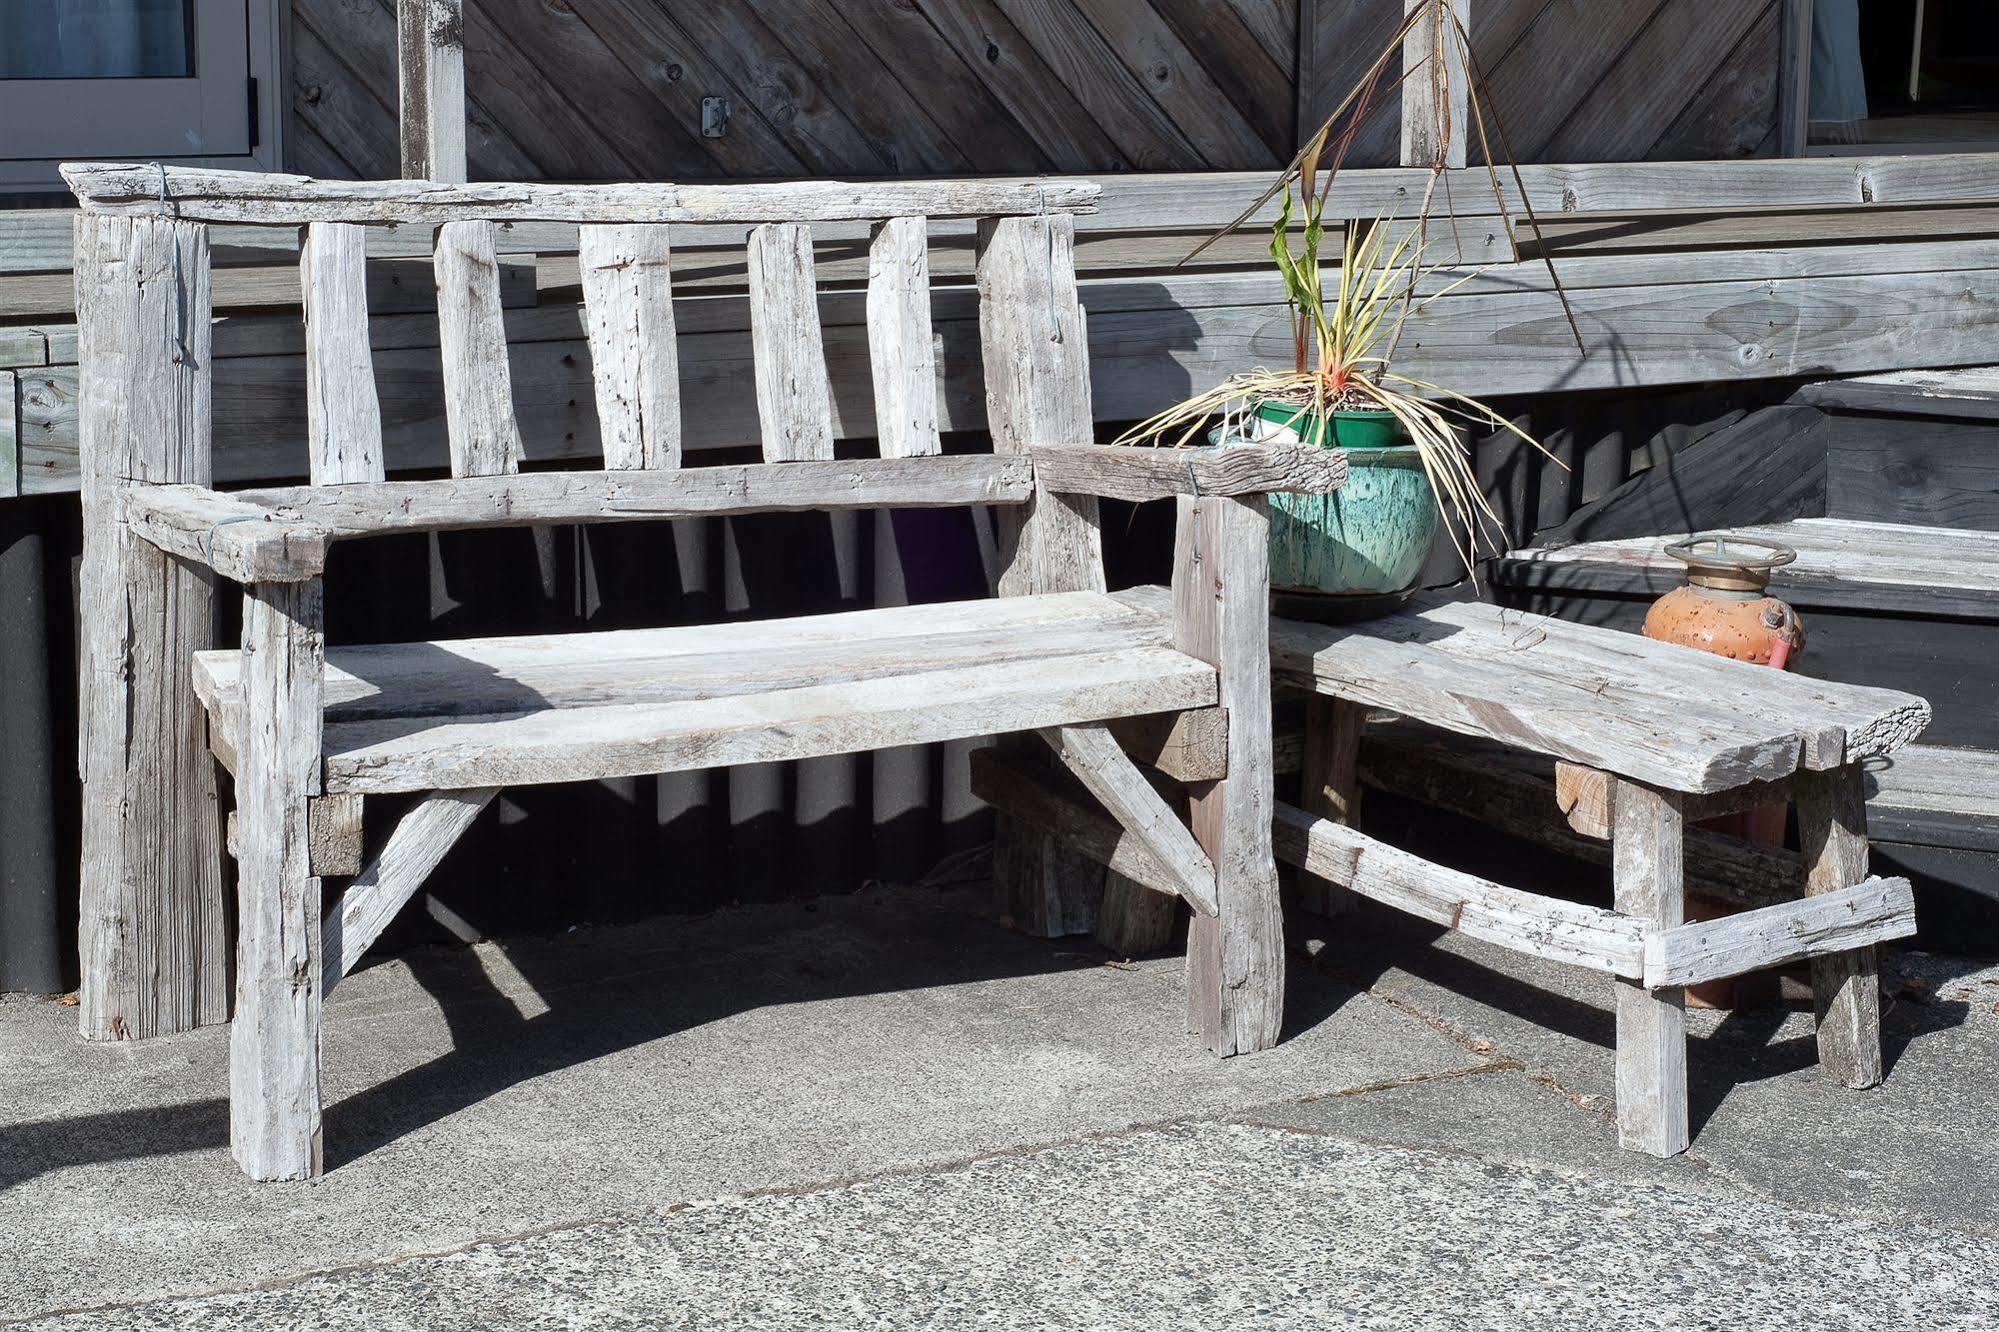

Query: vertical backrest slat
left=579, top=223, right=681, bottom=470
left=975, top=213, right=1101, bottom=596
left=866, top=216, right=940, bottom=458
left=433, top=218, right=522, bottom=477
left=746, top=222, right=835, bottom=462
left=301, top=222, right=385, bottom=484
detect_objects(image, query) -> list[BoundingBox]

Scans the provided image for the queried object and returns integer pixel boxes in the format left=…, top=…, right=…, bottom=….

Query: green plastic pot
left=1250, top=401, right=1439, bottom=619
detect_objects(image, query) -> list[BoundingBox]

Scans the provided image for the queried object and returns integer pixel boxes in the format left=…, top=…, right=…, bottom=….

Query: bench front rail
left=68, top=163, right=1346, bottom=1180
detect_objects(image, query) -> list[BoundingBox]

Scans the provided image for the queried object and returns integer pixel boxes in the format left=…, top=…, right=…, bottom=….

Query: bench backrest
left=65, top=163, right=1100, bottom=500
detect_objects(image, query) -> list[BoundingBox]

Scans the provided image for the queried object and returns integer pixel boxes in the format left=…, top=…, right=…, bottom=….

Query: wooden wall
left=1301, top=0, right=1786, bottom=165
left=290, top=0, right=1784, bottom=183
left=290, top=0, right=1301, bottom=180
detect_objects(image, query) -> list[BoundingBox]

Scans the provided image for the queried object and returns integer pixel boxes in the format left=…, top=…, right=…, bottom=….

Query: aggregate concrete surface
left=4, top=884, right=1994, bottom=1329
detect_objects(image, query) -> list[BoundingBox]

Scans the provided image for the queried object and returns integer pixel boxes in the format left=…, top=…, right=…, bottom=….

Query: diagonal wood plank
left=1040, top=722, right=1218, bottom=915
left=322, top=787, right=499, bottom=991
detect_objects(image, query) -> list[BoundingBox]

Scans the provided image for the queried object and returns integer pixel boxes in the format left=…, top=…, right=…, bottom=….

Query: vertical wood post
left=1175, top=495, right=1284, bottom=1055
left=1296, top=695, right=1365, bottom=916
left=1795, top=765, right=1884, bottom=1088
left=1403, top=0, right=1470, bottom=169
left=231, top=578, right=327, bottom=1181
left=398, top=0, right=467, bottom=182
left=74, top=214, right=228, bottom=1040
left=1778, top=0, right=1816, bottom=157
left=976, top=214, right=1108, bottom=938
left=1612, top=780, right=1689, bottom=1155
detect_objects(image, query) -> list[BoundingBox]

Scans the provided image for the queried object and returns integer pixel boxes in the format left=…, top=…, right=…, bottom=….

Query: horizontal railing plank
left=223, top=455, right=1035, bottom=536
left=62, top=164, right=1102, bottom=225
left=1032, top=444, right=1348, bottom=500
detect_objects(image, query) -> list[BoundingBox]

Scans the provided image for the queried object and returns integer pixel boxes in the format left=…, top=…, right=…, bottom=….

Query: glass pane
left=0, top=1, right=195, bottom=80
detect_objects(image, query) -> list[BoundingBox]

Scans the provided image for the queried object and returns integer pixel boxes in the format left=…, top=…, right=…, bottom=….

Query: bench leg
left=1613, top=781, right=1690, bottom=1156
left=1296, top=695, right=1364, bottom=917
left=1175, top=495, right=1284, bottom=1055
left=230, top=580, right=327, bottom=1181
left=1795, top=765, right=1884, bottom=1089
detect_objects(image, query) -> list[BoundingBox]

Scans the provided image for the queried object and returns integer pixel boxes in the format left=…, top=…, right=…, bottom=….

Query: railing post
left=1403, top=0, right=1471, bottom=169
left=398, top=0, right=468, bottom=182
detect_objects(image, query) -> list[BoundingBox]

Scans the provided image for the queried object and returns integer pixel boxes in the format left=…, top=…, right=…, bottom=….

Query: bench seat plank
left=194, top=592, right=1216, bottom=795
left=1115, top=586, right=1929, bottom=793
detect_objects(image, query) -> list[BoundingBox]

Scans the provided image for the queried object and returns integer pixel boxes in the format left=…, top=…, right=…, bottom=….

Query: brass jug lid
left=1663, top=534, right=1797, bottom=594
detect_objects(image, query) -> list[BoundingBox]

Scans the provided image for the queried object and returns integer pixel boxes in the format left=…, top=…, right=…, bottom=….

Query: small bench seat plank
left=1115, top=586, right=1929, bottom=794
left=193, top=592, right=1216, bottom=794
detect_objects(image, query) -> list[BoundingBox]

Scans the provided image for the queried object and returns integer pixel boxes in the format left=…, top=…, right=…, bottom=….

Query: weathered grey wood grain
left=1271, top=801, right=1648, bottom=978
left=434, top=219, right=522, bottom=477
left=747, top=224, right=835, bottom=462
left=398, top=0, right=467, bottom=182
left=193, top=590, right=1177, bottom=725
left=867, top=216, right=940, bottom=459
left=1643, top=875, right=1915, bottom=989
left=1033, top=444, right=1347, bottom=500
left=322, top=787, right=497, bottom=990
left=307, top=793, right=365, bottom=879
left=231, top=577, right=326, bottom=1181
left=301, top=222, right=385, bottom=484
left=1795, top=765, right=1885, bottom=1089
left=1174, top=495, right=1284, bottom=1056
left=1041, top=723, right=1217, bottom=916
left=192, top=456, right=1032, bottom=538
left=311, top=645, right=1217, bottom=795
left=1296, top=695, right=1366, bottom=917
left=1, top=369, right=18, bottom=498
left=62, top=163, right=1102, bottom=224
left=978, top=211, right=1108, bottom=939
left=578, top=223, right=680, bottom=470
left=1557, top=763, right=1797, bottom=842
left=1094, top=869, right=1181, bottom=957
left=73, top=214, right=229, bottom=1041
left=1106, top=707, right=1228, bottom=783
left=970, top=747, right=1196, bottom=914
left=119, top=486, right=331, bottom=582
left=1613, top=781, right=1689, bottom=1157
left=978, top=214, right=1102, bottom=596
left=1403, top=0, right=1469, bottom=169
left=1124, top=588, right=1931, bottom=793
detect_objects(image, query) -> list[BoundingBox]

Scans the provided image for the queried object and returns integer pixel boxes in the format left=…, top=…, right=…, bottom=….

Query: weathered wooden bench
left=66, top=163, right=1345, bottom=1180
left=1242, top=594, right=1929, bottom=1156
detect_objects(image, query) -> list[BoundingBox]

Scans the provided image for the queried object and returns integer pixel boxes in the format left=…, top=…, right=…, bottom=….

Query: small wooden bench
left=1244, top=593, right=1929, bottom=1156
left=66, top=163, right=1344, bottom=1180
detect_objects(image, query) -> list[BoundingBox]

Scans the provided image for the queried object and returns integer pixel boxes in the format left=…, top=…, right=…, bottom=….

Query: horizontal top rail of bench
left=60, top=164, right=1102, bottom=226
left=120, top=455, right=1040, bottom=580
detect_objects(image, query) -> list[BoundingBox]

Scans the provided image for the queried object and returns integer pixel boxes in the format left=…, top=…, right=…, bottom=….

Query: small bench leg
left=1795, top=765, right=1883, bottom=1089
left=1296, top=695, right=1364, bottom=916
left=231, top=580, right=327, bottom=1181
left=1613, top=781, right=1689, bottom=1156
left=1175, top=495, right=1284, bottom=1055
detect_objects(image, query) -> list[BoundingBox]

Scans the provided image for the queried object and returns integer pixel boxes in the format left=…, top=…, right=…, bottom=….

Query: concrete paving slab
left=0, top=886, right=1476, bottom=1318
left=13, top=1121, right=1995, bottom=1331
left=1297, top=902, right=1999, bottom=1231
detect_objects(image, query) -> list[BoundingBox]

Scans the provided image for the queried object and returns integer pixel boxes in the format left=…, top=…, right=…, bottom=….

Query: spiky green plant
left=1115, top=180, right=1558, bottom=572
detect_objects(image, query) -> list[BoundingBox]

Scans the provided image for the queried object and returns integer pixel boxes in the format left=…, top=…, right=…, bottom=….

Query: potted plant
left=1115, top=181, right=1555, bottom=621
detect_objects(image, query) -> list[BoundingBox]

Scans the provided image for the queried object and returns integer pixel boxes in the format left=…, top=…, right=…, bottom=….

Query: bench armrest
left=121, top=484, right=332, bottom=583
left=1031, top=444, right=1347, bottom=503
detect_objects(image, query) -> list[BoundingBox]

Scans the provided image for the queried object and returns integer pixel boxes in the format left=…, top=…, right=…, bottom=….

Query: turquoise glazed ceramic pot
left=1251, top=401, right=1439, bottom=621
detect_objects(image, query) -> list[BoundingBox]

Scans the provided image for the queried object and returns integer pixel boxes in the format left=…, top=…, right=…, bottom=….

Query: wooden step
left=1796, top=367, right=1999, bottom=421
left=1866, top=743, right=1999, bottom=853
left=193, top=592, right=1216, bottom=795
left=1495, top=517, right=1999, bottom=618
